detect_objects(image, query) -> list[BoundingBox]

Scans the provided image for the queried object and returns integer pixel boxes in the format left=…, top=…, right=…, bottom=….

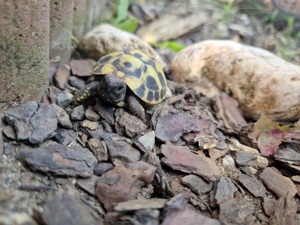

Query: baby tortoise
left=73, top=50, right=169, bottom=120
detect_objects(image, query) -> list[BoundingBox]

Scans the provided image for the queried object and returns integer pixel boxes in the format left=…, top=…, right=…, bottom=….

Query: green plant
left=151, top=41, right=186, bottom=52
left=113, top=0, right=138, bottom=33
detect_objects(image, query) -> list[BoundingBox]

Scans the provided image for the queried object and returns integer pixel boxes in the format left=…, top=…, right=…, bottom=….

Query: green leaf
left=114, top=0, right=129, bottom=26
left=117, top=17, right=138, bottom=33
left=151, top=41, right=186, bottom=52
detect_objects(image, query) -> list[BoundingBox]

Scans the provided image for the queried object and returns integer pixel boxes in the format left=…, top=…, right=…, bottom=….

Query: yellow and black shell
left=91, top=50, right=168, bottom=105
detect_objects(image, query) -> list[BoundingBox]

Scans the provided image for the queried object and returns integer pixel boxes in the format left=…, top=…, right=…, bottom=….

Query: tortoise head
left=98, top=75, right=127, bottom=105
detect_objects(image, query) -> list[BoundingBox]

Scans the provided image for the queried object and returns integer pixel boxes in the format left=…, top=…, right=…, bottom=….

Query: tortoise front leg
left=73, top=81, right=101, bottom=104
left=126, top=95, right=146, bottom=121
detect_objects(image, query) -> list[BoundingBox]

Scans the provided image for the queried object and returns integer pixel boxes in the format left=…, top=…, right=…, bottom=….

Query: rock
left=41, top=188, right=102, bottom=225
left=95, top=161, right=156, bottom=210
left=70, top=59, right=94, bottom=76
left=52, top=104, right=72, bottom=129
left=71, top=105, right=85, bottom=120
left=181, top=174, right=214, bottom=195
left=86, top=138, right=108, bottom=162
left=171, top=40, right=300, bottom=121
left=259, top=167, right=297, bottom=198
left=115, top=108, right=147, bottom=138
left=156, top=113, right=200, bottom=142
left=94, top=162, right=114, bottom=176
left=29, top=103, right=58, bottom=144
left=77, top=24, right=166, bottom=69
left=19, top=141, right=97, bottom=177
left=161, top=142, right=220, bottom=182
left=56, top=91, right=73, bottom=108
left=68, top=76, right=86, bottom=90
left=85, top=105, right=100, bottom=121
left=0, top=213, right=38, bottom=225
left=54, top=64, right=70, bottom=89
left=103, top=134, right=141, bottom=165
left=138, top=131, right=156, bottom=151
left=4, top=101, right=37, bottom=140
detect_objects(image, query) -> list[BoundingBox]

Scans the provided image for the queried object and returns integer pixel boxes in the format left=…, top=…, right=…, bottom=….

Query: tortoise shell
left=91, top=50, right=168, bottom=105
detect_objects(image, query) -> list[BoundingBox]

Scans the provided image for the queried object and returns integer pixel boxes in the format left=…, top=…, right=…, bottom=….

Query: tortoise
left=73, top=50, right=169, bottom=120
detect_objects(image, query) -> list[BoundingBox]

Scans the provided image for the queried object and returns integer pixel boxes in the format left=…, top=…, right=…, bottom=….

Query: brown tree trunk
left=0, top=0, right=50, bottom=110
left=50, top=0, right=74, bottom=63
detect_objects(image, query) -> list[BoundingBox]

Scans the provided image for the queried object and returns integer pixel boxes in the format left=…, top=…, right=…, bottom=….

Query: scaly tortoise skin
left=73, top=50, right=168, bottom=120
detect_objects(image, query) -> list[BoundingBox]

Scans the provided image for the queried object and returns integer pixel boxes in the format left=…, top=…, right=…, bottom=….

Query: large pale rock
left=171, top=40, right=300, bottom=121
left=77, top=24, right=166, bottom=69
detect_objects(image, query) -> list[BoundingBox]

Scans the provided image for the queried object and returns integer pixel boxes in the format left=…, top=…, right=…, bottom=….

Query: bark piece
left=70, top=59, right=94, bottom=77
left=71, top=105, right=85, bottom=120
left=85, top=106, right=100, bottom=121
left=53, top=128, right=77, bottom=146
left=181, top=174, right=214, bottom=195
left=215, top=177, right=238, bottom=204
left=274, top=147, right=300, bottom=165
left=218, top=194, right=257, bottom=225
left=162, top=194, right=220, bottom=225
left=52, top=104, right=72, bottom=129
left=269, top=193, right=297, bottom=225
left=259, top=167, right=297, bottom=198
left=4, top=101, right=37, bottom=140
left=19, top=141, right=97, bottom=177
left=213, top=93, right=248, bottom=134
left=239, top=172, right=266, bottom=197
left=2, top=125, right=16, bottom=140
left=76, top=175, right=99, bottom=196
left=115, top=108, right=147, bottom=138
left=95, top=161, right=156, bottom=210
left=103, top=134, right=141, bottom=165
left=41, top=188, right=102, bottom=225
left=94, top=163, right=114, bottom=176
left=29, top=103, right=58, bottom=144
left=54, top=64, right=70, bottom=89
left=87, top=138, right=108, bottom=162
left=114, top=198, right=167, bottom=212
left=156, top=113, right=200, bottom=142
left=94, top=100, right=115, bottom=126
left=161, top=142, right=220, bottom=181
